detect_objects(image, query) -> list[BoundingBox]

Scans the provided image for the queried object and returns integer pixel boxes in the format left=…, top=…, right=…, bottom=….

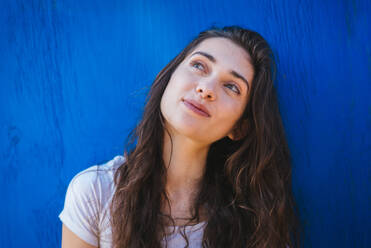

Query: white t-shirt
left=59, top=155, right=206, bottom=248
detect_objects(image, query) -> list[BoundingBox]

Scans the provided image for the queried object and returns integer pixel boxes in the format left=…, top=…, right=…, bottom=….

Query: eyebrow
left=190, top=51, right=250, bottom=89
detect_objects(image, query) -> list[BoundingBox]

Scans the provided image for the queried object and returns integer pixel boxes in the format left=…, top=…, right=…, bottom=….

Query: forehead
left=187, top=37, right=254, bottom=81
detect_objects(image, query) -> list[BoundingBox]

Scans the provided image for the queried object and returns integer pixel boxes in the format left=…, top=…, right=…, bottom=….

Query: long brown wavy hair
left=109, top=26, right=301, bottom=248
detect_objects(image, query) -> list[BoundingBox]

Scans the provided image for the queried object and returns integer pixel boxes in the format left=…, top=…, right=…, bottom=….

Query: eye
left=191, top=61, right=206, bottom=72
left=224, top=83, right=241, bottom=94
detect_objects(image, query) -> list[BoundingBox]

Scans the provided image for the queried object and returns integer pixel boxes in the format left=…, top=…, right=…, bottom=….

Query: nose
left=195, top=81, right=216, bottom=100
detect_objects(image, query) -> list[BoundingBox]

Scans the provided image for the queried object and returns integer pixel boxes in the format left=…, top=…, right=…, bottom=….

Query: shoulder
left=60, top=155, right=126, bottom=219
left=72, top=155, right=125, bottom=184
left=68, top=155, right=126, bottom=202
left=72, top=155, right=125, bottom=182
left=59, top=155, right=126, bottom=246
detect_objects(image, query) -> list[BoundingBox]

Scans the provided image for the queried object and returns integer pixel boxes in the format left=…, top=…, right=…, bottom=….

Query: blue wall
left=1, top=0, right=370, bottom=247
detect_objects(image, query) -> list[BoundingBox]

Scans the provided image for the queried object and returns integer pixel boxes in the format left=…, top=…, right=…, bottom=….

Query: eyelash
left=190, top=61, right=241, bottom=94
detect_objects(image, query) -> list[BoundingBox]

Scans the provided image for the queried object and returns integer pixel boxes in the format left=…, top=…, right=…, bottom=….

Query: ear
left=227, top=118, right=249, bottom=141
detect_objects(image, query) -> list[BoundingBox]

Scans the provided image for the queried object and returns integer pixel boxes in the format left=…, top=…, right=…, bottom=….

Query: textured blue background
left=1, top=0, right=370, bottom=247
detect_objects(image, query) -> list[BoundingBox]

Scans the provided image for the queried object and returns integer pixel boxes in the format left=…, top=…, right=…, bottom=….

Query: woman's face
left=160, top=37, right=254, bottom=145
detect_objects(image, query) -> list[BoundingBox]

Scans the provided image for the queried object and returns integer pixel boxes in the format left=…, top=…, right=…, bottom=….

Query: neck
left=162, top=129, right=210, bottom=198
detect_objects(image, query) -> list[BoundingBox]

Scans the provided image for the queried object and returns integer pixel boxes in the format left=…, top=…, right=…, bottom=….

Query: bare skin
left=61, top=224, right=97, bottom=248
left=160, top=38, right=254, bottom=226
left=161, top=130, right=209, bottom=226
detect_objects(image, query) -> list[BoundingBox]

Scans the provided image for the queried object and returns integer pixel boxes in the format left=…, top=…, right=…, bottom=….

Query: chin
left=172, top=123, right=216, bottom=145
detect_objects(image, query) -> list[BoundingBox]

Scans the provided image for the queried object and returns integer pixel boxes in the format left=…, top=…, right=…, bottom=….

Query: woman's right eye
left=191, top=61, right=205, bottom=71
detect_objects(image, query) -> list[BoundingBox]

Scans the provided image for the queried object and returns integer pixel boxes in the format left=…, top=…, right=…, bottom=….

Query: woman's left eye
left=224, top=83, right=241, bottom=94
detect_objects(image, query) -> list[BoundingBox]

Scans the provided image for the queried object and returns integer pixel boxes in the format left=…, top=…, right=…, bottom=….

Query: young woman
left=59, top=26, right=301, bottom=248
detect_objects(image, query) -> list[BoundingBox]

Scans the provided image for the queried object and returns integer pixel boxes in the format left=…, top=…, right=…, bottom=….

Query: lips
left=182, top=98, right=211, bottom=117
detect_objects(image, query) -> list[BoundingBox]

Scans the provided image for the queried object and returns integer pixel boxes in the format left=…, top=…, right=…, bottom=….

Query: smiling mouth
left=182, top=99, right=210, bottom=117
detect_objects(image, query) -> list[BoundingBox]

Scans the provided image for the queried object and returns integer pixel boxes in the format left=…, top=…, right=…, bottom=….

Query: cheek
left=160, top=74, right=190, bottom=117
left=220, top=94, right=245, bottom=117
left=215, top=98, right=245, bottom=129
left=167, top=71, right=195, bottom=96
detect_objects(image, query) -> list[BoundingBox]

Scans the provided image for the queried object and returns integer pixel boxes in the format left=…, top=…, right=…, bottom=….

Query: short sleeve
left=59, top=167, right=101, bottom=247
